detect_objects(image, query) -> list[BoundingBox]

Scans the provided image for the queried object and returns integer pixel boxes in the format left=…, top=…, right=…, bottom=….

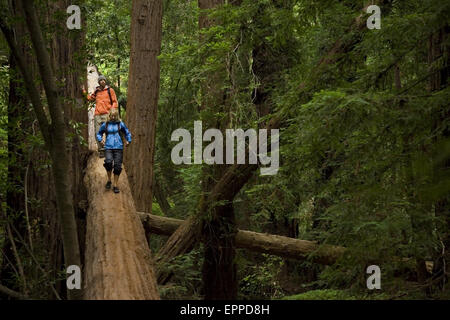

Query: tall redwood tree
left=124, top=0, right=163, bottom=214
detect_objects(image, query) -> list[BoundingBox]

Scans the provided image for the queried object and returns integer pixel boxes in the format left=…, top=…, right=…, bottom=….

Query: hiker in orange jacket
left=82, top=75, right=118, bottom=158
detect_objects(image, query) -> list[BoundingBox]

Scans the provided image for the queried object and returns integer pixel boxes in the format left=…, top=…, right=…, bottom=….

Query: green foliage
left=283, top=289, right=360, bottom=300
left=282, top=287, right=430, bottom=300
left=238, top=253, right=284, bottom=300
left=150, top=0, right=450, bottom=299
left=232, top=0, right=449, bottom=298
left=157, top=247, right=204, bottom=300
left=0, top=59, right=8, bottom=204
left=0, top=57, right=8, bottom=270
left=85, top=0, right=131, bottom=96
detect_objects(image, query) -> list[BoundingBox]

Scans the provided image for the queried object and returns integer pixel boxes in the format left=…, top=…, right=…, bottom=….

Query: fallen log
left=138, top=212, right=345, bottom=265
left=84, top=155, right=160, bottom=299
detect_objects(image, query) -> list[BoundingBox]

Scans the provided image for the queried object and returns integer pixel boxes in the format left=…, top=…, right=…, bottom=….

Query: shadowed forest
left=0, top=0, right=449, bottom=301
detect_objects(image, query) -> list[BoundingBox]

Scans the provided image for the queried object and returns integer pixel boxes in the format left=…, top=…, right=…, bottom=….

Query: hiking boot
left=105, top=181, right=112, bottom=190
left=113, top=186, right=120, bottom=194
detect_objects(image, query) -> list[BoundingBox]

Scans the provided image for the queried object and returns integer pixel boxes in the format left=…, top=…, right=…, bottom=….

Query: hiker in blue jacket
left=97, top=108, right=132, bottom=194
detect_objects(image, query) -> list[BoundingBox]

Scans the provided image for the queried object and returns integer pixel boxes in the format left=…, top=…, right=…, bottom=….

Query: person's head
left=108, top=108, right=120, bottom=122
left=98, top=75, right=107, bottom=87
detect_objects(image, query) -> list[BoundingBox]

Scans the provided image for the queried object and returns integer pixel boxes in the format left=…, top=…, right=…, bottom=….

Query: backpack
left=94, top=86, right=116, bottom=111
left=107, top=87, right=113, bottom=106
left=105, top=121, right=126, bottom=146
left=106, top=87, right=122, bottom=116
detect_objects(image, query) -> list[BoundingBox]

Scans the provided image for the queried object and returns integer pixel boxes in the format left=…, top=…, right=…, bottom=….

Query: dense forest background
left=0, top=0, right=449, bottom=300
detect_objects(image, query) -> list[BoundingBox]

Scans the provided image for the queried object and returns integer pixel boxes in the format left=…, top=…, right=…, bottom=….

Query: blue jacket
left=97, top=121, right=132, bottom=150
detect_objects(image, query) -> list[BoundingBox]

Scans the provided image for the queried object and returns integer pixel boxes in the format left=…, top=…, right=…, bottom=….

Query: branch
left=9, top=223, right=62, bottom=300
left=398, top=66, right=449, bottom=95
left=4, top=221, right=28, bottom=294
left=0, top=248, right=20, bottom=280
left=0, top=284, right=30, bottom=300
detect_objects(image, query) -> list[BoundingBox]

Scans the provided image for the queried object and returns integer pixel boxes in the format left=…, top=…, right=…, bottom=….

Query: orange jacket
left=87, top=85, right=118, bottom=115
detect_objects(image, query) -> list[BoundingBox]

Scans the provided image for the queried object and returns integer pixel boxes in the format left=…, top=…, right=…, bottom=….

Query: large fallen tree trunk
left=84, top=155, right=160, bottom=299
left=139, top=212, right=345, bottom=265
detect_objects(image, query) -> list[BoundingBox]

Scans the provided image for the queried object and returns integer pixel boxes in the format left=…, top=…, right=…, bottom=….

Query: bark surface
left=124, top=0, right=163, bottom=213
left=83, top=155, right=160, bottom=299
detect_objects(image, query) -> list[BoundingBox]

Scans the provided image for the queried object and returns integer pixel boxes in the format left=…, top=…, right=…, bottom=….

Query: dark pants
left=104, top=149, right=123, bottom=175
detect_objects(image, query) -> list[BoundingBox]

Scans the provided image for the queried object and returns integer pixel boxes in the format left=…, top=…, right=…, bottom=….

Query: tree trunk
left=152, top=177, right=171, bottom=215
left=198, top=0, right=240, bottom=300
left=429, top=25, right=450, bottom=290
left=83, top=155, right=160, bottom=299
left=87, top=64, right=100, bottom=151
left=47, top=0, right=89, bottom=273
left=139, top=212, right=345, bottom=265
left=124, top=0, right=163, bottom=213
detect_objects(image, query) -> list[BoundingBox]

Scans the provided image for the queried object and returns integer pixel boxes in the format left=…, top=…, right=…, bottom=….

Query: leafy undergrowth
left=282, top=289, right=401, bottom=300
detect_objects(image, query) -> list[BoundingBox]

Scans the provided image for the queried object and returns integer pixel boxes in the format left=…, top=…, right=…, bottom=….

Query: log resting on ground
left=138, top=212, right=345, bottom=265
